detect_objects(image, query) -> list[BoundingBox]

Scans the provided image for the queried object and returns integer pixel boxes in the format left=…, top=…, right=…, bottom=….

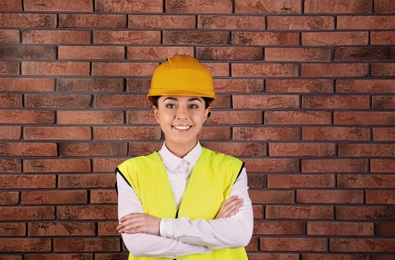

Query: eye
left=188, top=104, right=199, bottom=109
left=165, top=103, right=177, bottom=109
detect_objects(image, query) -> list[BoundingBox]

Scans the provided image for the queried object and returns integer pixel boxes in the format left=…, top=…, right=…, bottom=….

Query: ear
left=204, top=107, right=211, bottom=122
left=152, top=106, right=160, bottom=123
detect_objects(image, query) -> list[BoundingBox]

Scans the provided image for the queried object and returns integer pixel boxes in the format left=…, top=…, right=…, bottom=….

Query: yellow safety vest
left=117, top=147, right=248, bottom=260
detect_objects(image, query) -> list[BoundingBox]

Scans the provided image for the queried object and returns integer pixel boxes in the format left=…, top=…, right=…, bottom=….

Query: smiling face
left=153, top=96, right=210, bottom=157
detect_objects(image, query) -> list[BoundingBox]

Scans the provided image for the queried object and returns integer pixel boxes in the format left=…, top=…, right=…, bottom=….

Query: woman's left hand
left=117, top=213, right=161, bottom=236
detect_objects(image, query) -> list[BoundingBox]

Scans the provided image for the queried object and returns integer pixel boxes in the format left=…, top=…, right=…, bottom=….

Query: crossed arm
left=116, top=169, right=253, bottom=258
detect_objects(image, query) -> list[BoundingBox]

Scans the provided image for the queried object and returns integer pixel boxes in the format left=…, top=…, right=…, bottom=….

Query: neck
left=165, top=140, right=197, bottom=158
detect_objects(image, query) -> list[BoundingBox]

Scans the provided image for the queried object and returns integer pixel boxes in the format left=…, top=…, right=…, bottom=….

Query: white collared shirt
left=117, top=142, right=253, bottom=258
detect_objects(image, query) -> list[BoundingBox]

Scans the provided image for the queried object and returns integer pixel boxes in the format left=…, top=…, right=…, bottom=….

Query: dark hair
left=151, top=96, right=212, bottom=109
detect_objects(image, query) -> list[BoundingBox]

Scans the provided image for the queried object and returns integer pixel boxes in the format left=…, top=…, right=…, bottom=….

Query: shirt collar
left=158, top=141, right=202, bottom=171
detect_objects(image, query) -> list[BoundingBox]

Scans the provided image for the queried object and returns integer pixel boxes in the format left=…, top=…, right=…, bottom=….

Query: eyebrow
left=163, top=97, right=202, bottom=102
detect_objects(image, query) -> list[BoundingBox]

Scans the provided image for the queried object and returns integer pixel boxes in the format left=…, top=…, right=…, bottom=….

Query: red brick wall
left=0, top=0, right=394, bottom=259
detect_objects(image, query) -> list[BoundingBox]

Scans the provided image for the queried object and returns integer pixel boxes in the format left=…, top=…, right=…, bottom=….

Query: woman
left=116, top=55, right=253, bottom=259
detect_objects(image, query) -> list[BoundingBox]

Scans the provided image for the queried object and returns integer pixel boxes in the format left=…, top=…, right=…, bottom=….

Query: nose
left=175, top=106, right=188, bottom=119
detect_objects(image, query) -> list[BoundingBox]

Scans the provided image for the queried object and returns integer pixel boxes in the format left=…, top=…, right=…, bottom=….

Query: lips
left=173, top=125, right=191, bottom=130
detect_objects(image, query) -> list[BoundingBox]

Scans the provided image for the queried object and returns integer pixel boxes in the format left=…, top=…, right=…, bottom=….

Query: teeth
left=174, top=125, right=190, bottom=130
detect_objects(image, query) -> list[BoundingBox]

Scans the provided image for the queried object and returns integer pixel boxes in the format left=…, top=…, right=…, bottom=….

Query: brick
left=301, top=63, right=368, bottom=77
left=0, top=223, right=25, bottom=236
left=375, top=0, right=395, bottom=13
left=94, top=158, right=126, bottom=172
left=24, top=127, right=91, bottom=140
left=247, top=174, right=265, bottom=189
left=57, top=111, right=123, bottom=124
left=335, top=47, right=395, bottom=61
left=233, top=95, right=299, bottom=108
left=0, top=0, right=22, bottom=11
left=0, top=30, right=20, bottom=43
left=0, top=61, right=19, bottom=75
left=248, top=253, right=299, bottom=260
left=0, top=46, right=55, bottom=60
left=0, top=175, right=55, bottom=189
left=232, top=63, right=298, bottom=77
left=265, top=47, right=331, bottom=61
left=128, top=141, right=163, bottom=156
left=267, top=16, right=334, bottom=30
left=302, top=127, right=370, bottom=141
left=0, top=192, right=19, bottom=205
left=0, top=206, right=54, bottom=220
left=95, top=0, right=162, bottom=12
left=376, top=222, right=395, bottom=236
left=371, top=159, right=395, bottom=172
left=215, top=79, right=264, bottom=93
left=25, top=94, right=92, bottom=108
left=373, top=96, right=395, bottom=109
left=92, top=62, right=157, bottom=76
left=197, top=47, right=263, bottom=61
left=302, top=159, right=368, bottom=172
left=371, top=256, right=395, bottom=260
left=302, top=32, right=369, bottom=46
left=243, top=158, right=298, bottom=172
left=54, top=238, right=120, bottom=252
left=127, top=78, right=150, bottom=92
left=303, top=95, right=369, bottom=109
left=305, top=0, right=372, bottom=13
left=22, top=190, right=88, bottom=205
left=23, top=30, right=91, bottom=44
left=366, top=191, right=395, bottom=204
left=336, top=79, right=395, bottom=93
left=24, top=159, right=91, bottom=173
left=371, top=63, right=395, bottom=77
left=260, top=238, right=327, bottom=251
left=24, top=0, right=92, bottom=11
left=127, top=46, right=193, bottom=60
left=91, top=190, right=117, bottom=204
left=0, top=94, right=22, bottom=107
left=338, top=174, right=395, bottom=188
left=59, top=14, right=126, bottom=28
left=233, top=127, right=299, bottom=141
left=232, top=32, right=299, bottom=46
left=265, top=111, right=331, bottom=124
left=204, top=62, right=230, bottom=76
left=211, top=95, right=231, bottom=109
left=199, top=15, right=264, bottom=30
left=93, top=30, right=160, bottom=44
left=0, top=14, right=56, bottom=28
left=335, top=111, right=394, bottom=125
left=336, top=206, right=395, bottom=220
left=266, top=206, right=333, bottom=219
left=0, top=238, right=51, bottom=252
left=208, top=111, right=262, bottom=124
left=126, top=110, right=157, bottom=124
left=0, top=126, right=21, bottom=140
left=29, top=222, right=95, bottom=236
left=0, top=255, right=22, bottom=260
left=307, top=222, right=373, bottom=236
left=268, top=174, right=334, bottom=188
left=96, top=94, right=147, bottom=108
left=266, top=79, right=333, bottom=93
left=94, top=126, right=161, bottom=140
left=246, top=238, right=259, bottom=252
left=371, top=31, right=395, bottom=45
left=59, top=46, right=125, bottom=60
left=167, top=0, right=231, bottom=13
left=337, top=16, right=395, bottom=29
left=0, top=162, right=21, bottom=178
left=253, top=205, right=263, bottom=218
left=58, top=174, right=116, bottom=189
left=58, top=206, right=117, bottom=220
left=0, top=143, right=57, bottom=156
left=202, top=142, right=266, bottom=157
left=302, top=255, right=369, bottom=260
left=330, top=238, right=395, bottom=252
left=236, top=0, right=302, bottom=14
left=249, top=190, right=294, bottom=204
left=0, top=110, right=54, bottom=124
left=298, top=190, right=364, bottom=204
left=163, top=30, right=229, bottom=44
left=22, top=62, right=90, bottom=76
left=270, top=143, right=335, bottom=157
left=24, top=254, right=92, bottom=260
left=0, top=78, right=54, bottom=91
left=98, top=222, right=118, bottom=236
left=59, top=143, right=127, bottom=156
left=129, top=15, right=195, bottom=29
left=57, top=78, right=123, bottom=92
left=254, top=221, right=304, bottom=235
left=338, top=144, right=394, bottom=157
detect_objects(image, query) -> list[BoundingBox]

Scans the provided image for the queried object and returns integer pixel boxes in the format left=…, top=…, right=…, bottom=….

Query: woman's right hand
left=215, top=195, right=244, bottom=219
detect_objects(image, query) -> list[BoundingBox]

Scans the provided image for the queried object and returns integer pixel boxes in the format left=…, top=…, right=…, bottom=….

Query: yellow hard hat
left=147, top=55, right=216, bottom=104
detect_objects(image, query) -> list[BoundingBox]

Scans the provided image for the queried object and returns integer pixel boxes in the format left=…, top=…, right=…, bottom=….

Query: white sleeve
left=159, top=168, right=254, bottom=249
left=116, top=172, right=211, bottom=258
